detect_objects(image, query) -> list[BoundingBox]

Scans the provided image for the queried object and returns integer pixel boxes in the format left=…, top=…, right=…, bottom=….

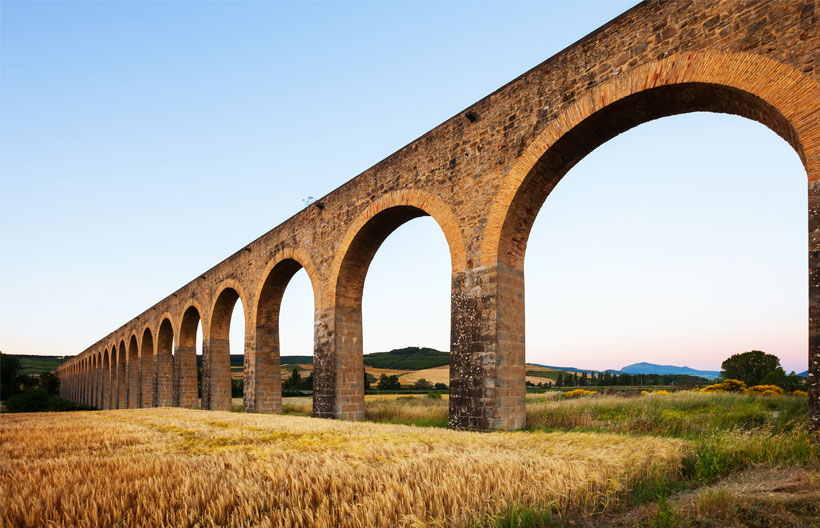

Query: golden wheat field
left=1, top=408, right=689, bottom=528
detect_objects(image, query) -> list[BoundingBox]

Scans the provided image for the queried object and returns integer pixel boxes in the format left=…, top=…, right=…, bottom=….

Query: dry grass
left=395, top=366, right=553, bottom=387
left=2, top=409, right=689, bottom=528
left=588, top=466, right=820, bottom=528
left=397, top=366, right=451, bottom=385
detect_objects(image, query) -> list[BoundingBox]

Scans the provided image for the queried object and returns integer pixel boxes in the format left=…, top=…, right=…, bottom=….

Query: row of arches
left=58, top=253, right=325, bottom=413
left=57, top=50, right=820, bottom=430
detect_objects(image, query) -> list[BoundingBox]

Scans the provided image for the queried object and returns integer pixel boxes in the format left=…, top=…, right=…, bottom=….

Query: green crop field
left=9, top=355, right=70, bottom=376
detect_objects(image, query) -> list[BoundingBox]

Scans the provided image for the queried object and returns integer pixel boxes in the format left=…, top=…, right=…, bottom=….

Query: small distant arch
left=155, top=317, right=174, bottom=406
left=140, top=327, right=155, bottom=407
left=177, top=304, right=202, bottom=409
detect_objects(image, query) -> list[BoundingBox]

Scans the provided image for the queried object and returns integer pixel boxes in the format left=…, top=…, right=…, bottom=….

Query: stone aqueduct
left=57, top=0, right=820, bottom=431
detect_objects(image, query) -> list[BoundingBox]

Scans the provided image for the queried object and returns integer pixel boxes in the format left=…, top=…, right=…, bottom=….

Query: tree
left=284, top=368, right=312, bottom=391
left=283, top=368, right=301, bottom=390
left=760, top=367, right=803, bottom=392
left=413, top=378, right=432, bottom=390
left=1, top=353, right=22, bottom=399
left=377, top=373, right=401, bottom=390
left=556, top=373, right=563, bottom=387
left=40, top=371, right=60, bottom=395
left=433, top=382, right=448, bottom=391
left=231, top=378, right=243, bottom=397
left=720, top=350, right=781, bottom=386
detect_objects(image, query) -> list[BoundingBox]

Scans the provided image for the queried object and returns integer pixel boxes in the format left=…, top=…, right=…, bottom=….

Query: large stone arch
left=471, top=51, right=820, bottom=431
left=482, top=51, right=820, bottom=267
left=248, top=248, right=324, bottom=413
left=155, top=315, right=175, bottom=407
left=177, top=302, right=204, bottom=409
left=205, top=280, right=250, bottom=411
left=316, top=189, right=467, bottom=420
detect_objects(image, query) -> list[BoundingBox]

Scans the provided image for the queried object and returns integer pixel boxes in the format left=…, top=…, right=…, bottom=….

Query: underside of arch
left=156, top=318, right=174, bottom=407
left=177, top=306, right=201, bottom=409
left=496, top=82, right=806, bottom=270
left=249, top=257, right=319, bottom=413
left=206, top=288, right=243, bottom=411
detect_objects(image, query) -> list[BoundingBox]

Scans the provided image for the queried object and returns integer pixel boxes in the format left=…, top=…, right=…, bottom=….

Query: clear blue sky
left=0, top=1, right=808, bottom=374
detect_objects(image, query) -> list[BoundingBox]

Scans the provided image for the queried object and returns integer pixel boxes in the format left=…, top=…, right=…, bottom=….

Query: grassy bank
left=283, top=390, right=819, bottom=526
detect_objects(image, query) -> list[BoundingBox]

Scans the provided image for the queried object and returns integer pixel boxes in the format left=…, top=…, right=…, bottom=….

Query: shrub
left=793, top=390, right=808, bottom=397
left=426, top=391, right=442, bottom=400
left=3, top=388, right=94, bottom=413
left=563, top=389, right=596, bottom=398
left=701, top=379, right=747, bottom=393
left=747, top=385, right=783, bottom=396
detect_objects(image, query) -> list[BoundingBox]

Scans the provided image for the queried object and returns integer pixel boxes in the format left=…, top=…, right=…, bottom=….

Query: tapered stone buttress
left=449, top=265, right=526, bottom=431
left=809, top=179, right=820, bottom=433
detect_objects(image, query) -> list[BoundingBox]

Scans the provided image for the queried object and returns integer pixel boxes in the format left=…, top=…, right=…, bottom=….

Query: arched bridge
left=57, top=0, right=820, bottom=431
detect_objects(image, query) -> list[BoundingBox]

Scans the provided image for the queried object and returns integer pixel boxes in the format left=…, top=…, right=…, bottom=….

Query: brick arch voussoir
left=481, top=50, right=820, bottom=269
left=329, top=189, right=468, bottom=301
left=141, top=325, right=156, bottom=354
left=155, top=312, right=176, bottom=354
left=117, top=338, right=127, bottom=362
left=253, top=247, right=326, bottom=326
left=177, top=299, right=205, bottom=339
left=127, top=331, right=140, bottom=359
left=207, top=278, right=251, bottom=338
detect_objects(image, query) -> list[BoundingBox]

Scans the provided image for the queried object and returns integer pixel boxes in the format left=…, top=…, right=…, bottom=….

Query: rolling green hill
left=526, top=370, right=569, bottom=382
left=362, top=347, right=450, bottom=370
left=7, top=355, right=71, bottom=375
left=196, top=355, right=315, bottom=368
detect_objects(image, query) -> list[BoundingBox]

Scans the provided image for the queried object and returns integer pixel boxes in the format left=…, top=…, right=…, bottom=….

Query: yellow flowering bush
left=747, top=385, right=784, bottom=396
left=700, top=379, right=747, bottom=393
left=563, top=389, right=597, bottom=398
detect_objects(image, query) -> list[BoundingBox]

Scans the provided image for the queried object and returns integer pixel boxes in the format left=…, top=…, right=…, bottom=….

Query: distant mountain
left=798, top=370, right=809, bottom=378
left=618, top=362, right=720, bottom=379
left=214, top=354, right=722, bottom=379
